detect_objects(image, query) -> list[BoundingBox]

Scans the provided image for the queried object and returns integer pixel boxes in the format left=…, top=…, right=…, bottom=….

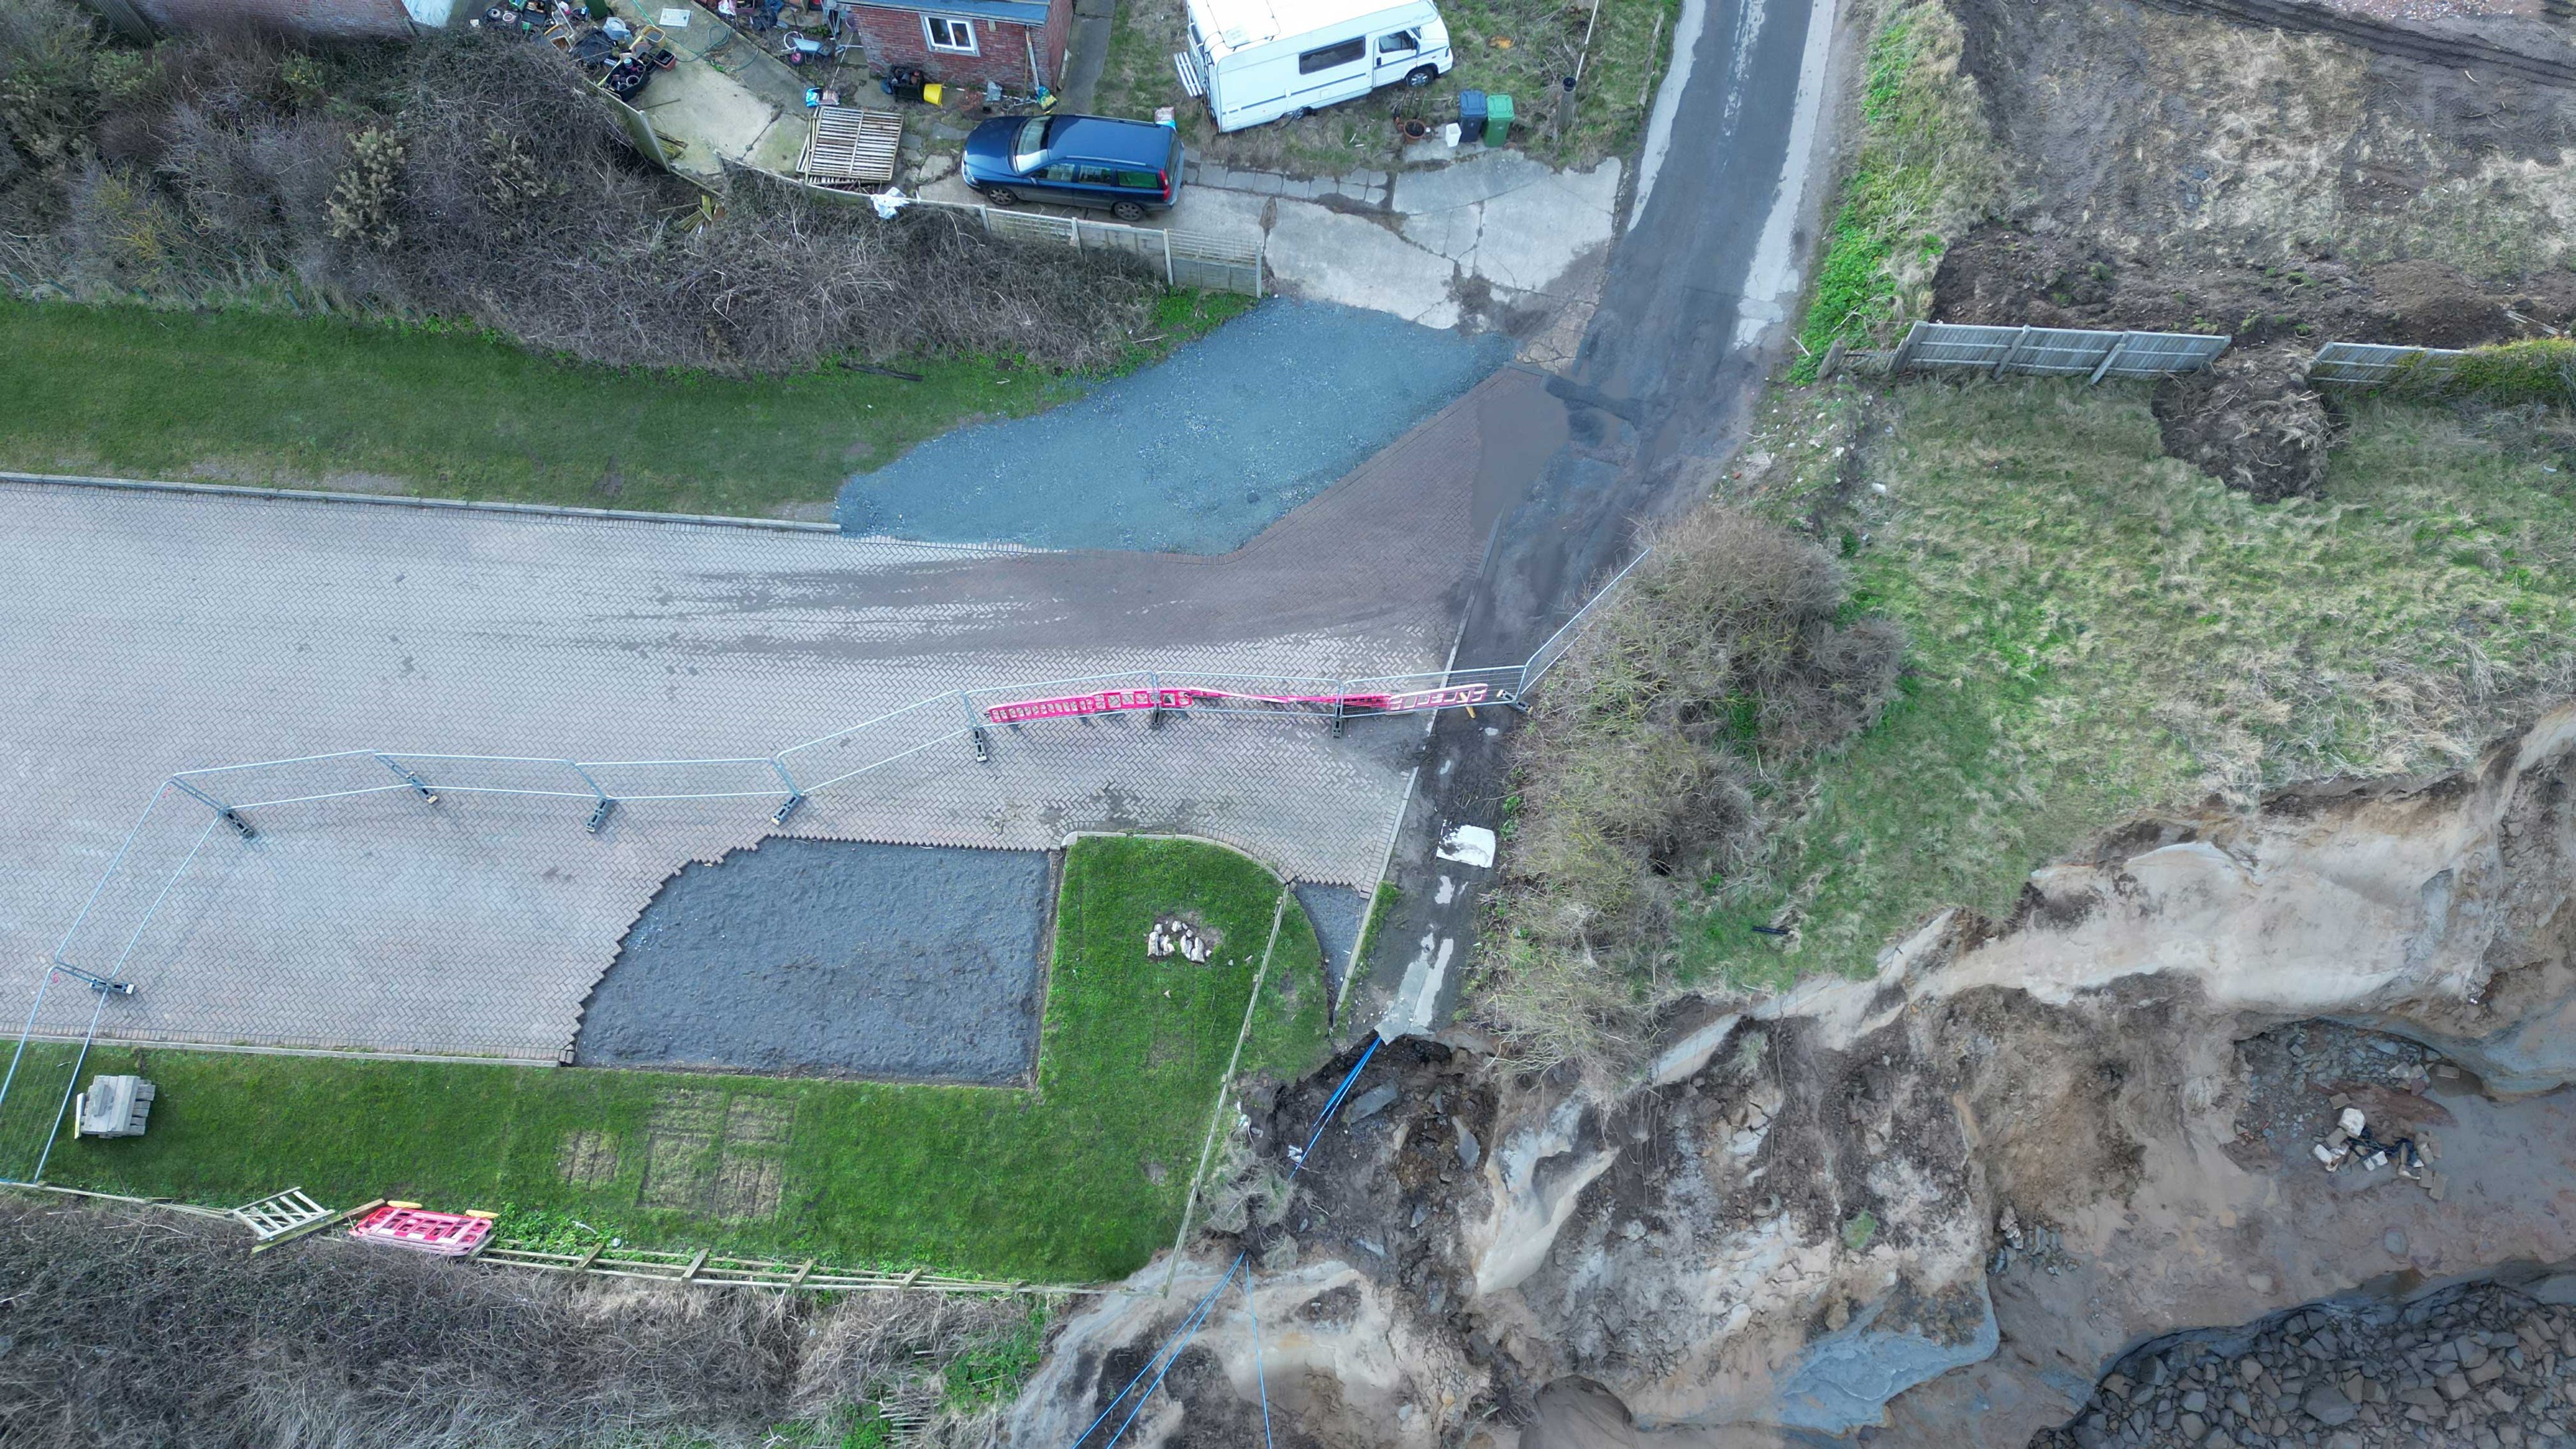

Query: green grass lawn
left=0, top=292, right=1252, bottom=519
left=1786, top=0, right=1998, bottom=380
left=0, top=836, right=1332, bottom=1283
left=1693, top=383, right=2576, bottom=987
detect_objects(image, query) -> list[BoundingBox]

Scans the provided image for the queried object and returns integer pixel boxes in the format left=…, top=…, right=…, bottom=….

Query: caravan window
left=1297, top=36, right=1366, bottom=72
left=1378, top=29, right=1419, bottom=52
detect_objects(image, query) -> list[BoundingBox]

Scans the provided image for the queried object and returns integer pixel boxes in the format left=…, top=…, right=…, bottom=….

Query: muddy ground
left=574, top=838, right=1054, bottom=1082
left=1927, top=0, right=2576, bottom=497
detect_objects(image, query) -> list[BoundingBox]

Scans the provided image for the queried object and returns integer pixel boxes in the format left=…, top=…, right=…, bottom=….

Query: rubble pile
left=2035, top=1281, right=2576, bottom=1449
left=1144, top=916, right=1214, bottom=964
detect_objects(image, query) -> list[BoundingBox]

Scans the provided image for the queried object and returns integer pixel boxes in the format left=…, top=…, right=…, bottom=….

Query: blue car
left=960, top=113, right=1185, bottom=221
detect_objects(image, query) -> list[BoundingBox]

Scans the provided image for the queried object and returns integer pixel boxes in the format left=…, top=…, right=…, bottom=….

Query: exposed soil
left=2151, top=346, right=2335, bottom=501
left=1932, top=0, right=2576, bottom=357
left=1946, top=0, right=2576, bottom=286
left=1932, top=0, right=2576, bottom=496
left=1934, top=235, right=2576, bottom=349
left=2031, top=1278, right=2576, bottom=1448
left=1930, top=984, right=2164, bottom=1220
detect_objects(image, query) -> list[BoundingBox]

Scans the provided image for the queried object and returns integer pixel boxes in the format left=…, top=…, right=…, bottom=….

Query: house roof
left=853, top=0, right=1052, bottom=23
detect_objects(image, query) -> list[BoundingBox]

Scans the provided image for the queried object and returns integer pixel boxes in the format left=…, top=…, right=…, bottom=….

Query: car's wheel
left=984, top=186, right=1022, bottom=204
left=1404, top=64, right=1437, bottom=88
left=1110, top=200, right=1149, bottom=222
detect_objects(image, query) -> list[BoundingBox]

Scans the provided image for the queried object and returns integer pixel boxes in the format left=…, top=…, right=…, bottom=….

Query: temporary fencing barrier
left=1883, top=322, right=2231, bottom=381
left=1519, top=549, right=1651, bottom=694
left=2305, top=341, right=2468, bottom=387
left=1862, top=325, right=2568, bottom=396
left=3, top=1181, right=1103, bottom=1294
left=477, top=1241, right=1081, bottom=1294
left=0, top=555, right=1647, bottom=1183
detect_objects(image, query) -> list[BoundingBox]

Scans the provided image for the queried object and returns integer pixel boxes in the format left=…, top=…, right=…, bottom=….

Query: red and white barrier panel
left=348, top=1202, right=495, bottom=1257
left=981, top=682, right=1489, bottom=725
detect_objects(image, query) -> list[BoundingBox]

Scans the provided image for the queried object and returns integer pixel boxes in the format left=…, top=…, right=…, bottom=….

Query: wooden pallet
left=799, top=105, right=902, bottom=187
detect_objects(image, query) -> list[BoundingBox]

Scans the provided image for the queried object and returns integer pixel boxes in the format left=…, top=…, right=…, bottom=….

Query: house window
left=924, top=14, right=978, bottom=53
left=1297, top=36, right=1365, bottom=73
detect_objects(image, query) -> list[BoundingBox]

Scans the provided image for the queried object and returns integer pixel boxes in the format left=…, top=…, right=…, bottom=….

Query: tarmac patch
left=574, top=839, right=1055, bottom=1084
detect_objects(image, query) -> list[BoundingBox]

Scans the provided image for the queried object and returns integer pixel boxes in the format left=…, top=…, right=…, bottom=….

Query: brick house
left=828, top=0, right=1069, bottom=92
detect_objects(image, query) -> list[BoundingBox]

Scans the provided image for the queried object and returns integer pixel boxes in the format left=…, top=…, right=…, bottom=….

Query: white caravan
left=1174, top=0, right=1455, bottom=132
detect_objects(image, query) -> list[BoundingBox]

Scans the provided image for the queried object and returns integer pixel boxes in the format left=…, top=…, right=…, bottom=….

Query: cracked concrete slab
left=1472, top=159, right=1622, bottom=293
left=1264, top=204, right=1463, bottom=329
left=1397, top=203, right=1484, bottom=269
left=1388, top=148, right=1563, bottom=214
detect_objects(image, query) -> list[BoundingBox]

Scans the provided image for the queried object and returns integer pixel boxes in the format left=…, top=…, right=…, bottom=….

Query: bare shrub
left=324, top=124, right=401, bottom=247
left=1474, top=508, right=1903, bottom=1074
left=0, top=1193, right=1055, bottom=1448
left=788, top=1281, right=1041, bottom=1430
left=0, top=1194, right=801, bottom=1446
left=0, top=12, right=1165, bottom=371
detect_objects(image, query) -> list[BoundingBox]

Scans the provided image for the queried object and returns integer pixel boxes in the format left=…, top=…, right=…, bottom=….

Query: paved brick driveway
left=0, top=369, right=1553, bottom=1061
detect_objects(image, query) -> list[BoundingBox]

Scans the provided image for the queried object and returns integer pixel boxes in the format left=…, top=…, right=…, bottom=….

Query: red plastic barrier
left=348, top=1202, right=495, bottom=1257
left=980, top=682, right=1487, bottom=725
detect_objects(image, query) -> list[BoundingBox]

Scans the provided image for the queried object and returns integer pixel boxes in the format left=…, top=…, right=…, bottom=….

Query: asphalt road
left=1362, top=0, right=1845, bottom=1035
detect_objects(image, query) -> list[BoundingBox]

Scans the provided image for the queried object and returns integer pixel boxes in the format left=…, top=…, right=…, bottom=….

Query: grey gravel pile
left=834, top=298, right=1513, bottom=554
left=2035, top=1281, right=2576, bottom=1448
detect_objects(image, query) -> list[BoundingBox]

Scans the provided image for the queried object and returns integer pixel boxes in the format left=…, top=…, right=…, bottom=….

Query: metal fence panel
left=2110, top=331, right=2232, bottom=377
left=904, top=198, right=1265, bottom=299
left=2308, top=341, right=2465, bottom=387
left=1520, top=548, right=1653, bottom=695
left=1892, top=323, right=2228, bottom=381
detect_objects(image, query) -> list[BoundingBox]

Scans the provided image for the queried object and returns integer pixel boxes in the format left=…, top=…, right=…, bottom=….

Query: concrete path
left=915, top=148, right=1622, bottom=332
left=0, top=367, right=1560, bottom=1063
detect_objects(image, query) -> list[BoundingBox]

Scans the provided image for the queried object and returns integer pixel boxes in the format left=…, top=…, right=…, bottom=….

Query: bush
left=1474, top=508, right=1901, bottom=1073
left=2395, top=338, right=2576, bottom=409
left=0, top=2, right=1163, bottom=371
left=0, top=1191, right=1051, bottom=1448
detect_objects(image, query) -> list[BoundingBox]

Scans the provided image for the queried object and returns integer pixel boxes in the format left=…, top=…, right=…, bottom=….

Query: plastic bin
left=1486, top=92, right=1513, bottom=141
left=1457, top=88, right=1487, bottom=144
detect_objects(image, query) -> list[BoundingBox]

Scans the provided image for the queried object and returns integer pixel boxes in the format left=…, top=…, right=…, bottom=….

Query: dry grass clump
left=1474, top=508, right=1901, bottom=1074
left=0, top=1193, right=1052, bottom=1448
left=0, top=0, right=1161, bottom=372
left=1691, top=380, right=2576, bottom=990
